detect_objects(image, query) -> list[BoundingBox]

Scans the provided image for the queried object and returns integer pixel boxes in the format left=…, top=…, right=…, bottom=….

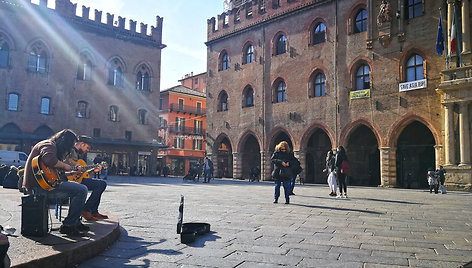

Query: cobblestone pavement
left=79, top=176, right=472, bottom=268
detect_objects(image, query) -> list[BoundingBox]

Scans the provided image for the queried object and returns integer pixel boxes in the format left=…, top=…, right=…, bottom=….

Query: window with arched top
left=275, top=80, right=286, bottom=103
left=355, top=64, right=370, bottom=90
left=354, top=9, right=367, bottom=33
left=136, top=65, right=151, bottom=91
left=138, top=109, right=147, bottom=125
left=406, top=54, right=424, bottom=82
left=244, top=44, right=254, bottom=64
left=313, top=23, right=326, bottom=45
left=108, top=59, right=124, bottom=87
left=243, top=86, right=254, bottom=107
left=77, top=54, right=92, bottom=81
left=28, top=42, right=48, bottom=73
left=109, top=105, right=118, bottom=122
left=314, top=73, right=326, bottom=97
left=40, top=97, right=51, bottom=114
left=406, top=0, right=422, bottom=19
left=219, top=51, right=229, bottom=71
left=218, top=91, right=229, bottom=112
left=275, top=35, right=286, bottom=55
left=77, top=101, right=88, bottom=118
left=8, top=93, right=19, bottom=111
left=0, top=42, right=9, bottom=68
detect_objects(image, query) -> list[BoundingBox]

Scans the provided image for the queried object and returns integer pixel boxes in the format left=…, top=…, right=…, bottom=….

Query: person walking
left=203, top=157, right=214, bottom=183
left=271, top=141, right=298, bottom=204
left=335, top=145, right=349, bottom=198
left=428, top=170, right=439, bottom=194
left=436, top=165, right=447, bottom=194
left=323, top=150, right=337, bottom=197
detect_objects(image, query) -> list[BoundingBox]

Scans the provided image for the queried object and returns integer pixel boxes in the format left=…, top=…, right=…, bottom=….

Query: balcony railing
left=168, top=126, right=206, bottom=135
left=169, top=104, right=206, bottom=115
left=441, top=65, right=472, bottom=82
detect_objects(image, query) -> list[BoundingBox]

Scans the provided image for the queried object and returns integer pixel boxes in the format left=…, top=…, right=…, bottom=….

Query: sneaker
left=336, top=195, right=342, bottom=198
left=59, top=225, right=85, bottom=237
left=344, top=195, right=348, bottom=199
left=76, top=223, right=90, bottom=232
left=329, top=192, right=336, bottom=196
left=273, top=199, right=278, bottom=203
left=285, top=201, right=290, bottom=204
left=289, top=192, right=295, bottom=195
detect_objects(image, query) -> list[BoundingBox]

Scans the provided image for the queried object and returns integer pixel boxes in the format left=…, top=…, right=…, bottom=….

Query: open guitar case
left=177, top=196, right=210, bottom=244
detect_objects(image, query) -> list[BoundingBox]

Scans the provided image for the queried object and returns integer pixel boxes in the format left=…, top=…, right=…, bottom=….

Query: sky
left=38, top=0, right=223, bottom=90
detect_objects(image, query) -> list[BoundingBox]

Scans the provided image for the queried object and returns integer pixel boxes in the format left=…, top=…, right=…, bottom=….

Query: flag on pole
left=436, top=11, right=445, bottom=55
left=450, top=9, right=457, bottom=53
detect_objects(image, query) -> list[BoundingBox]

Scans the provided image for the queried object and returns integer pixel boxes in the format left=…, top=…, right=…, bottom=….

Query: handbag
left=341, top=160, right=350, bottom=175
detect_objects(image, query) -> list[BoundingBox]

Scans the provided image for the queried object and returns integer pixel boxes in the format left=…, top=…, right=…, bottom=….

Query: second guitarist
left=66, top=135, right=108, bottom=221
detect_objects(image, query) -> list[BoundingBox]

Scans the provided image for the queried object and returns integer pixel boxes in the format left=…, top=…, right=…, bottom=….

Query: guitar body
left=67, top=159, right=90, bottom=184
left=32, top=155, right=61, bottom=191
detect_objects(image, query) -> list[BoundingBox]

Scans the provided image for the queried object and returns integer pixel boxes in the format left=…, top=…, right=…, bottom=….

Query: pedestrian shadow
left=291, top=203, right=384, bottom=215
left=295, top=194, right=423, bottom=205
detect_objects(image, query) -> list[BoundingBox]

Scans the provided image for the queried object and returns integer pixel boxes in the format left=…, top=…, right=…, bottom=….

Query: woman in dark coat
left=335, top=145, right=348, bottom=198
left=271, top=141, right=298, bottom=204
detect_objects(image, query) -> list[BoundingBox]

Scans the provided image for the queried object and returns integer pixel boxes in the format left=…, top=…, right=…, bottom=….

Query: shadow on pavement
left=291, top=203, right=384, bottom=215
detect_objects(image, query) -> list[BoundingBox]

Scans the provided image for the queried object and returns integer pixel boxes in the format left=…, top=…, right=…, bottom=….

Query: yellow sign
left=350, top=89, right=370, bottom=100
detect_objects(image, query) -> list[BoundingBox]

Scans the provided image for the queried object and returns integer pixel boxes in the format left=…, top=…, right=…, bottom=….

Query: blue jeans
left=289, top=177, right=296, bottom=193
left=81, top=178, right=107, bottom=214
left=204, top=169, right=212, bottom=182
left=274, top=180, right=291, bottom=202
left=36, top=181, right=87, bottom=226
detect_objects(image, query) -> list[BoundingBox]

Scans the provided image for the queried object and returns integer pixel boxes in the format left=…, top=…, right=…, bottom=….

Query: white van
left=0, top=150, right=28, bottom=167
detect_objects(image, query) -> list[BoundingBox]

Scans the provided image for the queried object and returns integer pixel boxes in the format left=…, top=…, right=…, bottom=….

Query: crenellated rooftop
left=207, top=0, right=330, bottom=44
left=0, top=0, right=164, bottom=47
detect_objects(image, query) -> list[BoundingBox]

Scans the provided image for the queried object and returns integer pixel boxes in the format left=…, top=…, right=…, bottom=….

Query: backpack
left=341, top=160, right=350, bottom=175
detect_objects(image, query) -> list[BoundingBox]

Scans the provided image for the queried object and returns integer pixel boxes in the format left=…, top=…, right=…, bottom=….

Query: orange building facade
left=158, top=75, right=207, bottom=176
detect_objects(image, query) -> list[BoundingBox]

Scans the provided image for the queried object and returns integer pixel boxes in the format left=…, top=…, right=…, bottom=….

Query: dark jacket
left=326, top=156, right=336, bottom=173
left=271, top=150, right=298, bottom=181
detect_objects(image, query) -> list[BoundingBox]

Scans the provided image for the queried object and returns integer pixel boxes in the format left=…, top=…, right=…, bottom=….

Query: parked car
left=0, top=150, right=28, bottom=167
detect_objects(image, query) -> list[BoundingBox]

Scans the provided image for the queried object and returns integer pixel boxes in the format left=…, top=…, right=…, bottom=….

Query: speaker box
left=21, top=194, right=48, bottom=237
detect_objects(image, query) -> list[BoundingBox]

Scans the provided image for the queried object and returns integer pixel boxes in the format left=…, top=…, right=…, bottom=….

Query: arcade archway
left=240, top=135, right=261, bottom=180
left=305, top=129, right=332, bottom=184
left=396, top=121, right=435, bottom=189
left=345, top=125, right=380, bottom=186
left=215, top=137, right=233, bottom=178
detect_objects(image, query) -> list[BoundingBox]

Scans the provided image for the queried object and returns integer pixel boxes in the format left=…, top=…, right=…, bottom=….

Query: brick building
left=158, top=76, right=206, bottom=176
left=0, top=0, right=165, bottom=175
left=205, top=0, right=472, bottom=190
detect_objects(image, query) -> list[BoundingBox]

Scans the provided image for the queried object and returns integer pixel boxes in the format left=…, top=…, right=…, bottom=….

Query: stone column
left=232, top=152, right=242, bottom=179
left=261, top=151, right=272, bottom=181
left=434, top=145, right=443, bottom=169
left=444, top=103, right=456, bottom=165
left=459, top=102, right=471, bottom=166
left=462, top=0, right=471, bottom=52
left=447, top=0, right=454, bottom=55
left=380, top=147, right=396, bottom=186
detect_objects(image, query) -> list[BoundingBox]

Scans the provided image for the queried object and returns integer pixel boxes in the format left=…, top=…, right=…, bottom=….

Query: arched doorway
left=305, top=129, right=332, bottom=184
left=396, top=121, right=435, bottom=189
left=270, top=132, right=292, bottom=151
left=240, top=135, right=261, bottom=180
left=0, top=123, right=22, bottom=151
left=215, top=137, right=233, bottom=178
left=346, top=125, right=380, bottom=186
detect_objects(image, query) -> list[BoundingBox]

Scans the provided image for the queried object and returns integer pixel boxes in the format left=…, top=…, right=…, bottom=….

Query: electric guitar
left=31, top=155, right=67, bottom=191
left=66, top=159, right=107, bottom=184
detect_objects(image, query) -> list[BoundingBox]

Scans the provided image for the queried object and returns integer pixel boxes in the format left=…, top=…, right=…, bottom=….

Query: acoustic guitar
left=67, top=159, right=107, bottom=184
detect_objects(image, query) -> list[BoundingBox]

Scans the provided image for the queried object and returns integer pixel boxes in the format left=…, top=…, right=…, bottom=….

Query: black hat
left=77, top=135, right=93, bottom=145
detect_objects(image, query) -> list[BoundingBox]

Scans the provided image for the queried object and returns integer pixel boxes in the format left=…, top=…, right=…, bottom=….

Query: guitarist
left=23, top=129, right=89, bottom=236
left=66, top=135, right=108, bottom=221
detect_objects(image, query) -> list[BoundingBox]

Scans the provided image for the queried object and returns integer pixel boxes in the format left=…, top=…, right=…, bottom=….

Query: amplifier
left=21, top=194, right=48, bottom=237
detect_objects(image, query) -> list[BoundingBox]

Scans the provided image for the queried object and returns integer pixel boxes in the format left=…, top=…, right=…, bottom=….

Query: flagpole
left=454, top=5, right=463, bottom=67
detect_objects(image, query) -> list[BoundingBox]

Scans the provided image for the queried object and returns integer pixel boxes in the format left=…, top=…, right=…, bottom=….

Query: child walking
left=427, top=170, right=439, bottom=194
